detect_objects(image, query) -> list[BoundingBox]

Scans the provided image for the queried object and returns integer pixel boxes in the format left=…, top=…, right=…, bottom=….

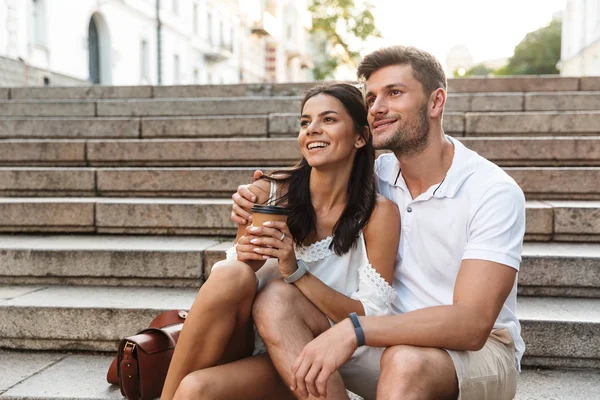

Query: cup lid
left=251, top=205, right=289, bottom=215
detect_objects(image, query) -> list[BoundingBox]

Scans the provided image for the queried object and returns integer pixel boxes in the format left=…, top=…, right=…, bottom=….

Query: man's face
left=365, top=64, right=430, bottom=156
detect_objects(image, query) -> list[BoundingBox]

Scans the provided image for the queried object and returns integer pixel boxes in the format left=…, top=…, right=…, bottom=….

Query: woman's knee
left=204, top=260, right=257, bottom=301
left=174, top=372, right=216, bottom=400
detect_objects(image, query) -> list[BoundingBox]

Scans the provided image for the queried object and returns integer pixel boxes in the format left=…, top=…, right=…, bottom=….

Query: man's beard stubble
left=375, top=103, right=429, bottom=158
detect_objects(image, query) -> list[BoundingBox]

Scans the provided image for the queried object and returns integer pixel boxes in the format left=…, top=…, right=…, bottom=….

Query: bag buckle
left=124, top=341, right=136, bottom=351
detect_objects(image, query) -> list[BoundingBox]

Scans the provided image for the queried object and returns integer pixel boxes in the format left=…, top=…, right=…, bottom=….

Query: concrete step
left=5, top=111, right=600, bottom=139
left=465, top=111, right=600, bottom=136
left=519, top=243, right=600, bottom=298
left=0, top=197, right=234, bottom=235
left=1, top=137, right=599, bottom=167
left=0, top=287, right=598, bottom=368
left=519, top=297, right=600, bottom=369
left=4, top=77, right=600, bottom=102
left=0, top=97, right=302, bottom=118
left=0, top=352, right=597, bottom=400
left=447, top=76, right=583, bottom=93
left=0, top=198, right=597, bottom=241
left=0, top=116, right=274, bottom=139
left=0, top=285, right=197, bottom=352
left=0, top=117, right=140, bottom=139
left=5, top=92, right=600, bottom=118
left=8, top=85, right=154, bottom=100
left=0, top=166, right=597, bottom=200
left=6, top=82, right=309, bottom=100
left=446, top=91, right=600, bottom=112
left=1, top=237, right=598, bottom=297
left=0, top=235, right=221, bottom=287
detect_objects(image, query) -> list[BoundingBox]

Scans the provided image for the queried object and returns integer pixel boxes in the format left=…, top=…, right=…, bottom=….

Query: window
left=193, top=68, right=199, bottom=83
left=193, top=3, right=199, bottom=35
left=140, top=40, right=149, bottom=80
left=174, top=54, right=180, bottom=84
left=32, top=0, right=45, bottom=46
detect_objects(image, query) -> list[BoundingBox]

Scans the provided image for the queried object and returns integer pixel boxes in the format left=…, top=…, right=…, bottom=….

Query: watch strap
left=348, top=312, right=365, bottom=347
left=284, top=259, right=308, bottom=284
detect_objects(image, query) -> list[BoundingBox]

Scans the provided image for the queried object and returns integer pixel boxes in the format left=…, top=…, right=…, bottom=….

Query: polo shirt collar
left=382, top=136, right=478, bottom=199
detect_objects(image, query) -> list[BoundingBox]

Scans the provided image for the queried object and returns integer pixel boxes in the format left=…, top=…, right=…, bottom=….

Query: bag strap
left=149, top=309, right=188, bottom=329
left=119, top=341, right=140, bottom=400
left=107, top=310, right=187, bottom=384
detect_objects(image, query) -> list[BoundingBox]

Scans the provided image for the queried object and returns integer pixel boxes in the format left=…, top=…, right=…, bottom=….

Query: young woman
left=161, top=83, right=400, bottom=400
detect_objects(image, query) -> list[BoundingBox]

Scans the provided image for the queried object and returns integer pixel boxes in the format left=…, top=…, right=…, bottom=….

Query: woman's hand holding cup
left=235, top=234, right=266, bottom=262
left=248, top=221, right=297, bottom=278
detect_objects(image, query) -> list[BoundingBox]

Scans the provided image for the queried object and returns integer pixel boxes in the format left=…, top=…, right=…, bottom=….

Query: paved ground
left=1, top=350, right=599, bottom=399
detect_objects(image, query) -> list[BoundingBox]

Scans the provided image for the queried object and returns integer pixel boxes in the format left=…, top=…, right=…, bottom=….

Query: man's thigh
left=445, top=329, right=517, bottom=400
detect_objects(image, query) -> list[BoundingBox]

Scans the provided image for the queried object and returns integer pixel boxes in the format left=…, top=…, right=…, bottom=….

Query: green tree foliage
left=310, top=0, right=381, bottom=79
left=454, top=63, right=495, bottom=77
left=498, top=19, right=562, bottom=75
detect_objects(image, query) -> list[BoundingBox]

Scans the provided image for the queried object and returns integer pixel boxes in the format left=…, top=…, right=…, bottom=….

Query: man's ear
left=429, top=88, right=446, bottom=118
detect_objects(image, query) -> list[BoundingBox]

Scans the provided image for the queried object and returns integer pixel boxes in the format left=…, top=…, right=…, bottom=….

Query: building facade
left=0, top=0, right=312, bottom=86
left=560, top=0, right=600, bottom=76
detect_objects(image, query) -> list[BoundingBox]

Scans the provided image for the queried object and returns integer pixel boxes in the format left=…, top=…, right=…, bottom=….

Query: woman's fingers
left=250, top=236, right=288, bottom=250
left=247, top=224, right=291, bottom=241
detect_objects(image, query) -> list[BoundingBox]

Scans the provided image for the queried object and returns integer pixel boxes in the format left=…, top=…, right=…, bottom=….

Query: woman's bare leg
left=161, top=260, right=258, bottom=400
left=173, top=353, right=295, bottom=400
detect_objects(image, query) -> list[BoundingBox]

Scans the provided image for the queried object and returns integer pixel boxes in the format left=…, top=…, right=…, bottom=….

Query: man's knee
left=379, top=346, right=458, bottom=400
left=380, top=345, right=428, bottom=379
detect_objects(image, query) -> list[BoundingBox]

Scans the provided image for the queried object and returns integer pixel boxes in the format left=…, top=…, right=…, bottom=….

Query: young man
left=232, top=46, right=525, bottom=400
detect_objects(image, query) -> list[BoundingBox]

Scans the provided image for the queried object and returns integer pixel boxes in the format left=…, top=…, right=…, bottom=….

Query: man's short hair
left=357, top=46, right=447, bottom=95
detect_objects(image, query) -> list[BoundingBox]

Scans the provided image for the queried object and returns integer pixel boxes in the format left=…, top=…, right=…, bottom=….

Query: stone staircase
left=0, top=77, right=599, bottom=399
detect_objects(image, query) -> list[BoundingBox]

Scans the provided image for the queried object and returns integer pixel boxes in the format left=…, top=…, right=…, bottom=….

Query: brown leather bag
left=107, top=310, right=188, bottom=400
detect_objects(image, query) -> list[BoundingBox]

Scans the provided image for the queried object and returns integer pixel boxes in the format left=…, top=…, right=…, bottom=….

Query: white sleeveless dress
left=225, top=182, right=396, bottom=400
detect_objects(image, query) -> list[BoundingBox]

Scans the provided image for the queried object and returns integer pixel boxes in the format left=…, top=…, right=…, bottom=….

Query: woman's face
left=298, top=93, right=365, bottom=168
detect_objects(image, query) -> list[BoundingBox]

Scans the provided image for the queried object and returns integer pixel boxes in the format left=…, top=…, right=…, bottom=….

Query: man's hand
left=290, top=318, right=357, bottom=398
left=231, top=170, right=264, bottom=225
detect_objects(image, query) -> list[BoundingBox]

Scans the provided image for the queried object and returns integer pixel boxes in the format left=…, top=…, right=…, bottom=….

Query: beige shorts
left=445, top=329, right=518, bottom=400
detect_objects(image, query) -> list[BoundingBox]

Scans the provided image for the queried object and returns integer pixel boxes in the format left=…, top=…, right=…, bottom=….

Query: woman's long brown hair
left=261, top=82, right=376, bottom=256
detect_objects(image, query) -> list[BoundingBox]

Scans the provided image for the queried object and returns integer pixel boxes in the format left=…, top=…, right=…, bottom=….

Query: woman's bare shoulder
left=365, top=195, right=400, bottom=234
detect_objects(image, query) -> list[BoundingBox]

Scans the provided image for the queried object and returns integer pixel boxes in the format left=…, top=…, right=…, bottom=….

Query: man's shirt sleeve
left=462, top=181, right=526, bottom=270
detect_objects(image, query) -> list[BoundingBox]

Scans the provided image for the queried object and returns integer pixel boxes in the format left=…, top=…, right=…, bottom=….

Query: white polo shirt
left=375, top=136, right=526, bottom=370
